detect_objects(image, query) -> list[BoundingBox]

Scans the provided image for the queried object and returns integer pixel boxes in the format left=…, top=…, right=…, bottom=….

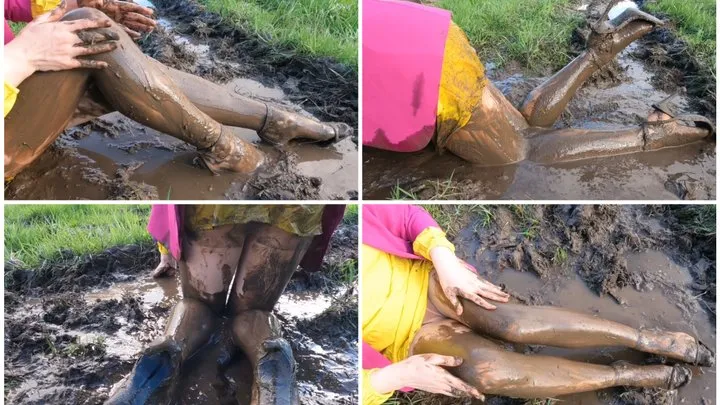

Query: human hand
left=431, top=246, right=510, bottom=314
left=369, top=354, right=484, bottom=399
left=9, top=2, right=118, bottom=74
left=77, top=0, right=156, bottom=39
left=152, top=253, right=177, bottom=278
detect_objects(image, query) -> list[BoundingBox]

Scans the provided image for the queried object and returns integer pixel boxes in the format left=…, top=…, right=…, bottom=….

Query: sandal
left=642, top=94, right=715, bottom=150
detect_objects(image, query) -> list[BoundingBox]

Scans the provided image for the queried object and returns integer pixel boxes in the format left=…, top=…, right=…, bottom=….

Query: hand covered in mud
left=5, top=1, right=118, bottom=82
left=369, top=354, right=484, bottom=400
left=77, top=0, right=156, bottom=39
left=151, top=252, right=177, bottom=278
left=430, top=246, right=509, bottom=313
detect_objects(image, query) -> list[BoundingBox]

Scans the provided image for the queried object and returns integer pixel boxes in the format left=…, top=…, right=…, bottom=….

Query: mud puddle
left=364, top=10, right=715, bottom=200
left=5, top=222, right=359, bottom=404
left=5, top=0, right=358, bottom=201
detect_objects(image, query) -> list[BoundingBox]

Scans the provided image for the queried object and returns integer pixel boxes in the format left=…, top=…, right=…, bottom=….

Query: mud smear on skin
left=364, top=1, right=715, bottom=201
left=5, top=0, right=358, bottom=201
left=396, top=205, right=715, bottom=405
left=4, top=222, right=359, bottom=404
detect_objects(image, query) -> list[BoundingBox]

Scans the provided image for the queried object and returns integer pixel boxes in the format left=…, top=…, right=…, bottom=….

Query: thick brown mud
left=364, top=1, right=715, bottom=200
left=5, top=0, right=358, bottom=201
left=4, top=222, right=359, bottom=404
left=394, top=205, right=715, bottom=404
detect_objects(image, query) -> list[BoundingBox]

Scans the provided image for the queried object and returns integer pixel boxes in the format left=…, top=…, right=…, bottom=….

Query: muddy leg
left=428, top=273, right=712, bottom=365
left=106, top=225, right=244, bottom=405
left=520, top=16, right=658, bottom=127
left=228, top=224, right=312, bottom=405
left=524, top=113, right=711, bottom=164
left=151, top=61, right=350, bottom=145
left=66, top=8, right=263, bottom=173
left=411, top=320, right=689, bottom=398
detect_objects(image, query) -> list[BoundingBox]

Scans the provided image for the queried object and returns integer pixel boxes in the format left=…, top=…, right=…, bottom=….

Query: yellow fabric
left=184, top=205, right=324, bottom=237
left=435, top=21, right=488, bottom=151
left=4, top=81, right=19, bottom=118
left=157, top=242, right=169, bottom=255
left=31, top=0, right=62, bottom=17
left=362, top=369, right=394, bottom=405
left=361, top=227, right=455, bottom=405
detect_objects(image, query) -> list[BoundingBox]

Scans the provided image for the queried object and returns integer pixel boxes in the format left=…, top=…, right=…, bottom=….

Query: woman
left=106, top=204, right=345, bottom=405
left=363, top=0, right=713, bottom=166
left=361, top=205, right=713, bottom=404
left=5, top=1, right=351, bottom=178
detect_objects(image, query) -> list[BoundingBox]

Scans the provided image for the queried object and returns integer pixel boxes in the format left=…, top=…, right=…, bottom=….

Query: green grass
left=647, top=0, right=716, bottom=74
left=8, top=21, right=25, bottom=35
left=199, top=0, right=358, bottom=67
left=422, top=204, right=496, bottom=240
left=343, top=204, right=358, bottom=225
left=390, top=172, right=463, bottom=201
left=5, top=205, right=152, bottom=268
left=437, top=0, right=582, bottom=72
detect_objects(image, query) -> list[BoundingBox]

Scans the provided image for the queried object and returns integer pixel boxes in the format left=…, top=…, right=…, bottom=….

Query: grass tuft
left=5, top=205, right=152, bottom=268
left=437, top=0, right=582, bottom=73
left=199, top=0, right=358, bottom=67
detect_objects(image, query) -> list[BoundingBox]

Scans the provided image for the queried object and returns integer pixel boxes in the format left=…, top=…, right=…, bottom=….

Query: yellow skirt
left=435, top=22, right=488, bottom=152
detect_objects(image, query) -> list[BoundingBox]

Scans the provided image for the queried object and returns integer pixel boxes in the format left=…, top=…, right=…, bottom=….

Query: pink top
left=362, top=0, right=451, bottom=152
left=5, top=0, right=33, bottom=44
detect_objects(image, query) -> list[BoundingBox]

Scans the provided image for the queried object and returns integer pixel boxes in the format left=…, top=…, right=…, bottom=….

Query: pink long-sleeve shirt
left=5, top=0, right=33, bottom=44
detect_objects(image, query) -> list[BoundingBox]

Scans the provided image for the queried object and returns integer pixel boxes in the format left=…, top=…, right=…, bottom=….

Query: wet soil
left=363, top=0, right=715, bottom=200
left=4, top=221, right=359, bottom=404
left=5, top=0, right=358, bottom=201
left=394, top=205, right=716, bottom=404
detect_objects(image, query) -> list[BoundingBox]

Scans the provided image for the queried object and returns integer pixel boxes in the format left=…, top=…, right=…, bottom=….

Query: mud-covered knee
left=497, top=321, right=525, bottom=343
left=473, top=370, right=507, bottom=392
left=61, top=7, right=107, bottom=21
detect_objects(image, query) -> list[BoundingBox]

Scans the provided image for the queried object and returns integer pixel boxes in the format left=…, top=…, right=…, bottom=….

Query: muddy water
left=364, top=45, right=715, bottom=200
left=458, top=244, right=715, bottom=403
left=5, top=4, right=358, bottom=200
left=81, top=276, right=356, bottom=404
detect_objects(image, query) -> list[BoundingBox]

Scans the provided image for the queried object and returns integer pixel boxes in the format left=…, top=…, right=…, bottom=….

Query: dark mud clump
left=5, top=244, right=156, bottom=296
left=146, top=0, right=358, bottom=137
left=238, top=152, right=322, bottom=200
left=632, top=23, right=716, bottom=117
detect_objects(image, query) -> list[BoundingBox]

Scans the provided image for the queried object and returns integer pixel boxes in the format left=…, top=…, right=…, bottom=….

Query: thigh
left=5, top=70, right=90, bottom=178
left=228, top=223, right=312, bottom=313
left=179, top=224, right=246, bottom=313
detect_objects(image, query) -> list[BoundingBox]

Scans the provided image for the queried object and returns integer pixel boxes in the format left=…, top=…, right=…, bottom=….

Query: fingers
left=121, top=12, right=157, bottom=31
left=75, top=28, right=119, bottom=44
left=478, top=279, right=510, bottom=299
left=116, top=1, right=155, bottom=17
left=76, top=59, right=110, bottom=69
left=442, top=373, right=484, bottom=400
left=65, top=18, right=113, bottom=32
left=123, top=25, right=142, bottom=39
left=34, top=0, right=67, bottom=23
left=75, top=41, right=118, bottom=56
left=461, top=291, right=497, bottom=310
left=424, top=354, right=463, bottom=367
left=444, top=287, right=464, bottom=316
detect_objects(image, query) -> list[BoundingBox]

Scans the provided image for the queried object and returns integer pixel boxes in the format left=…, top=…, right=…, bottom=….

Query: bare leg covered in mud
left=106, top=225, right=244, bottom=405
left=5, top=8, right=350, bottom=178
left=228, top=224, right=312, bottom=405
left=406, top=273, right=713, bottom=399
left=442, top=4, right=713, bottom=166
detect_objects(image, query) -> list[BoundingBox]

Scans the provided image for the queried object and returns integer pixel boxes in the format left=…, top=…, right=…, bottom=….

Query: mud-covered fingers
left=120, top=12, right=157, bottom=31
left=476, top=278, right=510, bottom=298
left=443, top=287, right=464, bottom=315
left=438, top=371, right=483, bottom=399
left=65, top=18, right=113, bottom=33
left=115, top=0, right=155, bottom=17
left=475, top=285, right=510, bottom=303
left=75, top=27, right=119, bottom=44
left=74, top=41, right=118, bottom=57
left=123, top=25, right=142, bottom=39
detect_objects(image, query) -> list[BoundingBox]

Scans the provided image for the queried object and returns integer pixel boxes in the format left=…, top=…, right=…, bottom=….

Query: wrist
left=4, top=42, right=37, bottom=87
left=369, top=363, right=405, bottom=394
left=429, top=245, right=456, bottom=274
